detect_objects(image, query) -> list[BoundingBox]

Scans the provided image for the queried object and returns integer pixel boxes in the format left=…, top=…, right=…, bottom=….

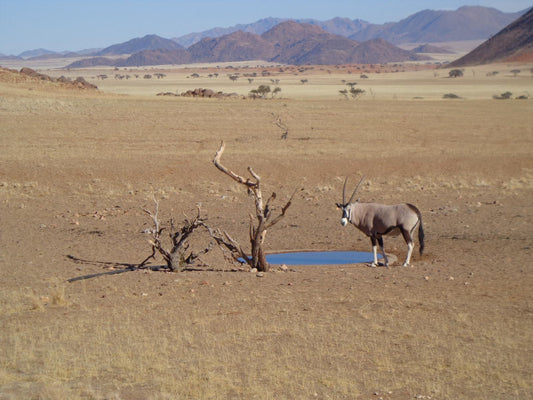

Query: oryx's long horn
left=342, top=177, right=348, bottom=204
left=348, top=175, right=365, bottom=204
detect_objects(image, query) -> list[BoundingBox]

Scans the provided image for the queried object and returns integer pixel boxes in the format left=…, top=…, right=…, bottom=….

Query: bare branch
left=204, top=224, right=250, bottom=267
left=266, top=187, right=300, bottom=229
left=213, top=141, right=257, bottom=189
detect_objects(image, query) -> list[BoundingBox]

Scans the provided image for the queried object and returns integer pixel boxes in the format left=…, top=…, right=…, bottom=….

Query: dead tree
left=273, top=113, right=288, bottom=139
left=139, top=199, right=211, bottom=271
left=212, top=141, right=297, bottom=272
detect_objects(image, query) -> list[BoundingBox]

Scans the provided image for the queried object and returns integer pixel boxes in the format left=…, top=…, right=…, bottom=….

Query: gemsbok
left=336, top=176, right=425, bottom=267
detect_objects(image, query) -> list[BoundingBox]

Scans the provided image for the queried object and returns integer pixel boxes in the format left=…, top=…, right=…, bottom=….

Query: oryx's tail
left=418, top=217, right=425, bottom=255
left=407, top=203, right=425, bottom=255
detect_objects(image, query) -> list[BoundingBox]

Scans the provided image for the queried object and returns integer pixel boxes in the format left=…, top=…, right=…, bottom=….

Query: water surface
left=264, top=251, right=381, bottom=266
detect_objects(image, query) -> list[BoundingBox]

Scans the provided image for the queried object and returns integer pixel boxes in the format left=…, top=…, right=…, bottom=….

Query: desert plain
left=0, top=61, right=532, bottom=399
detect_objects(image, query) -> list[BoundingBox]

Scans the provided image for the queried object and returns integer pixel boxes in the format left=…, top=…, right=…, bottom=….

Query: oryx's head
left=336, top=175, right=365, bottom=226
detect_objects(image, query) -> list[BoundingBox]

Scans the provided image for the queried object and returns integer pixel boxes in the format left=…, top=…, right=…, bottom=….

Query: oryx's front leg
left=370, top=236, right=389, bottom=267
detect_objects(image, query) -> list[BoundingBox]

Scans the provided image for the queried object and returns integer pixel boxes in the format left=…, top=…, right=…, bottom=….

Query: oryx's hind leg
left=400, top=227, right=415, bottom=266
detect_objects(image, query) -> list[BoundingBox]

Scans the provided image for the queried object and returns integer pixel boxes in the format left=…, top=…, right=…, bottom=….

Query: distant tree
left=271, top=87, right=282, bottom=98
left=449, top=69, right=464, bottom=78
left=350, top=88, right=365, bottom=99
left=248, top=78, right=254, bottom=84
left=510, top=69, right=521, bottom=77
left=249, top=85, right=271, bottom=99
left=300, top=79, right=308, bottom=84
left=229, top=74, right=239, bottom=82
left=339, top=86, right=365, bottom=100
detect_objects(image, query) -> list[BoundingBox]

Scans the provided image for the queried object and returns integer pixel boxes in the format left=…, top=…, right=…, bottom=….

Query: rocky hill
left=0, top=67, right=97, bottom=90
left=117, top=49, right=193, bottom=66
left=350, top=6, right=523, bottom=44
left=263, top=21, right=354, bottom=64
left=449, top=7, right=533, bottom=66
left=97, top=34, right=183, bottom=56
left=188, top=31, right=275, bottom=62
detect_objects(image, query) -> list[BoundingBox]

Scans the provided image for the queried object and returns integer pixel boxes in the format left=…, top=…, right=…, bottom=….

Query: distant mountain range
left=0, top=6, right=528, bottom=67
left=67, top=21, right=430, bottom=67
left=172, top=6, right=523, bottom=47
left=172, top=17, right=371, bottom=48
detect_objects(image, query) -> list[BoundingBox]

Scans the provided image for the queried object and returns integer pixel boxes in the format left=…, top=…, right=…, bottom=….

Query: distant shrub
left=449, top=69, right=464, bottom=78
left=443, top=93, right=461, bottom=99
left=493, top=91, right=513, bottom=100
left=339, top=87, right=365, bottom=100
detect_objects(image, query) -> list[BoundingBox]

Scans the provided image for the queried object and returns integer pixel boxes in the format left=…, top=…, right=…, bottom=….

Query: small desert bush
left=443, top=93, right=461, bottom=99
left=493, top=91, right=513, bottom=100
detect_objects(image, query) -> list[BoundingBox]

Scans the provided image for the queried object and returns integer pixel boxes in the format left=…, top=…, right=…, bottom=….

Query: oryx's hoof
left=402, top=262, right=410, bottom=267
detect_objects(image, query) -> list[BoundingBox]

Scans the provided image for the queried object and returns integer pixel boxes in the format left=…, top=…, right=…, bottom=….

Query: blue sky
left=0, top=0, right=530, bottom=55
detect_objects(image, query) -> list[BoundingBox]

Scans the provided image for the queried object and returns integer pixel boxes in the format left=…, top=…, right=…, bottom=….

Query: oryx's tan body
left=337, top=177, right=425, bottom=267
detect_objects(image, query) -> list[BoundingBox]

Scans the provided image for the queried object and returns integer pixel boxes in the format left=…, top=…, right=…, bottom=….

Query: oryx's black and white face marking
left=336, top=202, right=351, bottom=226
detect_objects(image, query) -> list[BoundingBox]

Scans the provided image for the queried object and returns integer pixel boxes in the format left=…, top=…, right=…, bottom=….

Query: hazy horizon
left=0, top=0, right=530, bottom=56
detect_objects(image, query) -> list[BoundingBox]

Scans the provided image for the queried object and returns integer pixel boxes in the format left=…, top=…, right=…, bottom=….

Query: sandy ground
left=0, top=63, right=532, bottom=399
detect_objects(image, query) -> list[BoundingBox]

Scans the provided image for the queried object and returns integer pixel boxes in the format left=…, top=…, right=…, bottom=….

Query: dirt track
left=1, top=65, right=532, bottom=399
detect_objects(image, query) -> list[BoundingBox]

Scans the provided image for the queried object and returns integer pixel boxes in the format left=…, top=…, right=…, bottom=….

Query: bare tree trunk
left=251, top=222, right=269, bottom=271
left=212, top=141, right=298, bottom=272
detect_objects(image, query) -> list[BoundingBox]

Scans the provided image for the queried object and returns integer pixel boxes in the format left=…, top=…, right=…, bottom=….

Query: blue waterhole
left=258, top=251, right=382, bottom=266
